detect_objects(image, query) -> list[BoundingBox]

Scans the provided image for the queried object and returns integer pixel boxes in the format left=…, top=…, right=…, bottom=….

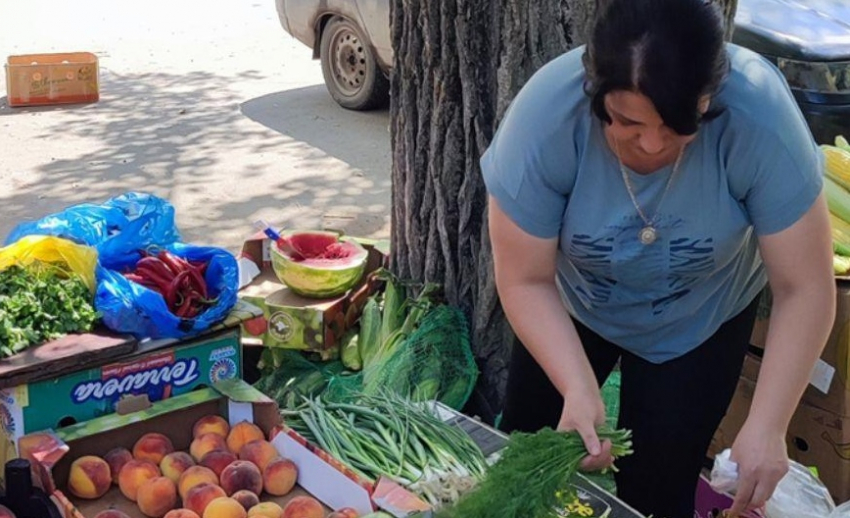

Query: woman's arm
left=488, top=197, right=611, bottom=466
left=729, top=192, right=835, bottom=516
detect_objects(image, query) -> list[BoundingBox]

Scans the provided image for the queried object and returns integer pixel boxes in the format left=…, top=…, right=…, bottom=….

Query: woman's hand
left=727, top=420, right=789, bottom=517
left=558, top=387, right=613, bottom=471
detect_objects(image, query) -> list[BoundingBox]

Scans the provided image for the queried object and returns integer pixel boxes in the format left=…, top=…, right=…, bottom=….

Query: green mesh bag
left=361, top=304, right=479, bottom=410
left=253, top=348, right=350, bottom=409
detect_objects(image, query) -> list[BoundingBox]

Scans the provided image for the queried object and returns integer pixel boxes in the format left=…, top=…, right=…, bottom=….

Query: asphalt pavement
left=0, top=0, right=392, bottom=252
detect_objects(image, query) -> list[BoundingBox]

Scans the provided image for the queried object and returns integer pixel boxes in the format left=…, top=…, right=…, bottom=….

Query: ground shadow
left=240, top=85, right=391, bottom=174
left=1, top=70, right=392, bottom=249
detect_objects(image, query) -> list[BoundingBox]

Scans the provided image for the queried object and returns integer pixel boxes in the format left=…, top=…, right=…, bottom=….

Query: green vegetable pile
left=436, top=426, right=633, bottom=518
left=0, top=262, right=99, bottom=356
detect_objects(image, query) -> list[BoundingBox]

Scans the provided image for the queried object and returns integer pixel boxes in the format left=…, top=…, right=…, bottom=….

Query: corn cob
left=822, top=145, right=850, bottom=192
left=825, top=176, right=850, bottom=225
left=830, top=212, right=850, bottom=257
left=836, top=135, right=850, bottom=153
left=835, top=255, right=850, bottom=275
left=357, top=296, right=382, bottom=366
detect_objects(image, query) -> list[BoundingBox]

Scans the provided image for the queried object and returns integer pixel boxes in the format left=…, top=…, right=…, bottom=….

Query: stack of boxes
left=711, top=286, right=850, bottom=503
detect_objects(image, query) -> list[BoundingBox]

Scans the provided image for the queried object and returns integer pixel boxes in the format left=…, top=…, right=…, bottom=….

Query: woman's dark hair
left=583, top=0, right=729, bottom=135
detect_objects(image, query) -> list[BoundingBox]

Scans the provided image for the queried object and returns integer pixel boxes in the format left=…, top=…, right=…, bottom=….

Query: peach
left=118, top=459, right=162, bottom=501
left=281, top=496, right=323, bottom=518
left=137, top=476, right=178, bottom=517
left=225, top=422, right=264, bottom=455
left=93, top=511, right=132, bottom=518
left=238, top=440, right=280, bottom=473
left=164, top=511, right=201, bottom=518
left=199, top=449, right=238, bottom=477
left=327, top=509, right=358, bottom=518
left=0, top=505, right=15, bottom=518
left=68, top=455, right=112, bottom=499
left=134, top=433, right=175, bottom=464
left=219, top=460, right=262, bottom=496
left=161, top=451, right=196, bottom=483
left=104, top=447, right=134, bottom=485
left=230, top=490, right=259, bottom=511
left=178, top=465, right=220, bottom=500
left=262, top=458, right=297, bottom=496
left=247, top=502, right=283, bottom=518
left=191, top=433, right=229, bottom=462
left=184, top=482, right=227, bottom=516
left=193, top=415, right=230, bottom=439
left=203, top=497, right=247, bottom=518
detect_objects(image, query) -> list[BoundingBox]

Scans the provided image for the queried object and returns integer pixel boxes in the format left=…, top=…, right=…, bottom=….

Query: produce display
left=269, top=231, right=368, bottom=299
left=282, top=392, right=488, bottom=507
left=124, top=250, right=215, bottom=318
left=823, top=136, right=850, bottom=275
left=436, top=426, right=634, bottom=518
left=0, top=262, right=98, bottom=355
left=63, top=414, right=361, bottom=518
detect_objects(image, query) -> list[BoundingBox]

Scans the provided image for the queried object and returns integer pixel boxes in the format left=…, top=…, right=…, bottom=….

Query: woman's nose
left=638, top=129, right=666, bottom=155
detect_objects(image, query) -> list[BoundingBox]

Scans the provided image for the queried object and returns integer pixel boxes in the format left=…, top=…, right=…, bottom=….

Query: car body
left=732, top=0, right=850, bottom=143
left=275, top=0, right=392, bottom=110
left=276, top=0, right=850, bottom=143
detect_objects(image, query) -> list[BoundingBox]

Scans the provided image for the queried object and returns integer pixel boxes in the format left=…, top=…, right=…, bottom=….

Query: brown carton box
left=749, top=283, right=850, bottom=416
left=5, top=52, right=99, bottom=107
left=17, top=379, right=383, bottom=517
left=238, top=232, right=387, bottom=359
left=710, top=354, right=850, bottom=503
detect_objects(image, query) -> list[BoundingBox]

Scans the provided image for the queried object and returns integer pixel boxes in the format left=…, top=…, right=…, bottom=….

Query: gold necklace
left=614, top=139, right=685, bottom=245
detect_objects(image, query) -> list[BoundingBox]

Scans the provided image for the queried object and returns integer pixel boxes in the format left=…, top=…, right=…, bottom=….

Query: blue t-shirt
left=481, top=43, right=823, bottom=363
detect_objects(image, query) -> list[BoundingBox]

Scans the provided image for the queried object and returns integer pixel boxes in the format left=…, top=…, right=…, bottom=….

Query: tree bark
left=389, top=0, right=738, bottom=422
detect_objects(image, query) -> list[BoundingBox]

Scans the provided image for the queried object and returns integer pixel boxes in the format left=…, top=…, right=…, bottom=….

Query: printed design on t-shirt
left=653, top=236, right=715, bottom=315
left=568, top=234, right=616, bottom=305
left=569, top=221, right=714, bottom=315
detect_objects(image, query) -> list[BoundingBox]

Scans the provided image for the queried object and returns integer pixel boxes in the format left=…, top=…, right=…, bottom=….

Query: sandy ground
left=0, top=0, right=392, bottom=254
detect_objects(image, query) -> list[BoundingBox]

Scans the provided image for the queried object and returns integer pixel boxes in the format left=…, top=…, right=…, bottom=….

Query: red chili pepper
left=158, top=251, right=189, bottom=276
left=166, top=271, right=192, bottom=311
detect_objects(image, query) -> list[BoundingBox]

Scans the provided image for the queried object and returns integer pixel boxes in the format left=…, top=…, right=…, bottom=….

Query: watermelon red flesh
left=286, top=232, right=340, bottom=260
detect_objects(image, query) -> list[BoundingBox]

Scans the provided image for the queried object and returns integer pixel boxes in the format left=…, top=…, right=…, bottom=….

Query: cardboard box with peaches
left=13, top=380, right=406, bottom=518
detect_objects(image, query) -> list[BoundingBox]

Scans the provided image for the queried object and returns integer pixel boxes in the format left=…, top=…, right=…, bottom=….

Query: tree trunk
left=389, top=0, right=738, bottom=423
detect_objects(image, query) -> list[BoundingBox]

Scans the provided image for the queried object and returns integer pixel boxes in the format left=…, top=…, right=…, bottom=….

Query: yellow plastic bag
left=0, top=235, right=98, bottom=291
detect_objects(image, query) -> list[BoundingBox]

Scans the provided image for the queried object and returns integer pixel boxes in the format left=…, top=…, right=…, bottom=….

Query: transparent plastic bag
left=710, top=448, right=835, bottom=518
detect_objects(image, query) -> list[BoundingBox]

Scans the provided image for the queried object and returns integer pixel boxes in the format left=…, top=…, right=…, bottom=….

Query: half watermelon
left=270, top=231, right=369, bottom=299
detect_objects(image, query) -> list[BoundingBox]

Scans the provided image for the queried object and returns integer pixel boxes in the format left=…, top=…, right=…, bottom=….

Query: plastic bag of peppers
left=95, top=243, right=238, bottom=339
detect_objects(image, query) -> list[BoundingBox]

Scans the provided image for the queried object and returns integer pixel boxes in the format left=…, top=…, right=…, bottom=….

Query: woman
left=482, top=0, right=836, bottom=517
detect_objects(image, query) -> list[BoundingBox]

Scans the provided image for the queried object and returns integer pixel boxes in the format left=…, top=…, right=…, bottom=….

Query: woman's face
left=604, top=90, right=701, bottom=163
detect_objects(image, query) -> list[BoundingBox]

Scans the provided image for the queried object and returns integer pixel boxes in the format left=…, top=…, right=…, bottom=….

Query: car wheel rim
left=330, top=26, right=369, bottom=97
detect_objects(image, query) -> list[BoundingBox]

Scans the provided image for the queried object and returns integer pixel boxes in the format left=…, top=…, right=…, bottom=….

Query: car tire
left=319, top=16, right=389, bottom=111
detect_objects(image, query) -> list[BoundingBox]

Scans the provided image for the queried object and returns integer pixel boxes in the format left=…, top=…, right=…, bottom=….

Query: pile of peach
left=66, top=415, right=359, bottom=518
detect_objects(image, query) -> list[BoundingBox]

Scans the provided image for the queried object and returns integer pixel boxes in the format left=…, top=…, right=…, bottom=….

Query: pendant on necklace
left=639, top=226, right=657, bottom=245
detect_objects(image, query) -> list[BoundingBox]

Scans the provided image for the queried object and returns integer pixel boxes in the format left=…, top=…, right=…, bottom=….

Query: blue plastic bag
left=5, top=192, right=181, bottom=262
left=96, top=242, right=238, bottom=340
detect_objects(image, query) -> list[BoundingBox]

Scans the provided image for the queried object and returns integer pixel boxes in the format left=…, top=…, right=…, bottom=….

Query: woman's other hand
left=727, top=421, right=789, bottom=517
left=558, top=387, right=613, bottom=471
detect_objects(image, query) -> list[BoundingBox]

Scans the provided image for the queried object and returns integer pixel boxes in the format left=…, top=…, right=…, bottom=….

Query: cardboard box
left=18, top=379, right=381, bottom=518
left=0, top=327, right=242, bottom=480
left=749, top=282, right=850, bottom=415
left=238, top=233, right=387, bottom=359
left=5, top=52, right=99, bottom=107
left=786, top=401, right=850, bottom=503
left=710, top=354, right=850, bottom=503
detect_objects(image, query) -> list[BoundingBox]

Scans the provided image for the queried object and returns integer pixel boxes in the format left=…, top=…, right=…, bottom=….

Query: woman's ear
left=698, top=95, right=711, bottom=115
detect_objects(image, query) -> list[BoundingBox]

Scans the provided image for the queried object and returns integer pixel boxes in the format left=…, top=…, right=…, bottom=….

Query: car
left=275, top=0, right=391, bottom=111
left=732, top=0, right=850, bottom=144
left=276, top=0, right=850, bottom=143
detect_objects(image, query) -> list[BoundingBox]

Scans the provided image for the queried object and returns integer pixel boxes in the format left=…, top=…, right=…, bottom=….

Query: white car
left=275, top=0, right=392, bottom=110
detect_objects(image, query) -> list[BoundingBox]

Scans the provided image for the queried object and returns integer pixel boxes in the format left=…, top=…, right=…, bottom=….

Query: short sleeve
left=722, top=46, right=824, bottom=236
left=480, top=51, right=585, bottom=239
